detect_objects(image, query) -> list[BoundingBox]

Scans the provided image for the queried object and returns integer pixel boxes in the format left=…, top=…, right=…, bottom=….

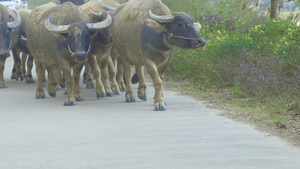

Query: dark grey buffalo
left=59, top=0, right=86, bottom=5
left=26, top=2, right=112, bottom=106
left=111, top=0, right=205, bottom=111
left=0, top=4, right=21, bottom=88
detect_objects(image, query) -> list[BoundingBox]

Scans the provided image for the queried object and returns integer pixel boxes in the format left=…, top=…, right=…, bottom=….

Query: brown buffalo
left=111, top=0, right=205, bottom=111
left=26, top=2, right=112, bottom=105
left=80, top=0, right=121, bottom=95
left=10, top=9, right=37, bottom=83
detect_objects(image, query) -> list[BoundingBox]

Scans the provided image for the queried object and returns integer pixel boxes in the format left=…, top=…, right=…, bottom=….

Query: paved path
left=1, top=57, right=300, bottom=169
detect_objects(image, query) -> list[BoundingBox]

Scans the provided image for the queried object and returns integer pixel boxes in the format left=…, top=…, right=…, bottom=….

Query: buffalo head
left=44, top=11, right=112, bottom=61
left=0, top=10, right=21, bottom=58
left=149, top=10, right=205, bottom=50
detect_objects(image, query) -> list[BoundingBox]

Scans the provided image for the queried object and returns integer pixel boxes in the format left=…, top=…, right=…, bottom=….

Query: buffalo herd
left=0, top=0, right=205, bottom=111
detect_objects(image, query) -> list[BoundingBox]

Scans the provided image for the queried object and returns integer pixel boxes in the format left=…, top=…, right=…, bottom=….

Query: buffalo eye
left=177, top=22, right=184, bottom=27
left=83, top=32, right=89, bottom=39
left=5, top=30, right=10, bottom=37
left=61, top=33, right=68, bottom=38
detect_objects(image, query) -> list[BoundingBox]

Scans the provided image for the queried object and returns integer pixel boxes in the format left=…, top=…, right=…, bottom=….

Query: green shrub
left=167, top=7, right=300, bottom=101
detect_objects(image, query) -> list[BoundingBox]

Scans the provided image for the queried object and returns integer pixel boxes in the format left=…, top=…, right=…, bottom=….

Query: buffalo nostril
left=197, top=38, right=206, bottom=46
left=108, top=35, right=112, bottom=40
left=76, top=52, right=86, bottom=58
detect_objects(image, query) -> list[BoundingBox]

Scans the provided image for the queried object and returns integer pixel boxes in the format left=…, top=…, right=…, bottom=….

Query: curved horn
left=7, top=10, right=21, bottom=29
left=149, top=10, right=175, bottom=23
left=98, top=0, right=117, bottom=11
left=90, top=10, right=103, bottom=18
left=44, top=15, right=70, bottom=33
left=86, top=11, right=112, bottom=31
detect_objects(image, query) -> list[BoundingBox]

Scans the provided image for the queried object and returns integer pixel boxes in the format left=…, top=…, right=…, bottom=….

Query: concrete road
left=1, top=57, right=300, bottom=169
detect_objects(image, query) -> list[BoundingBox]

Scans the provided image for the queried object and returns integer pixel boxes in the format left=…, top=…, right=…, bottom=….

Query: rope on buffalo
left=166, top=31, right=198, bottom=41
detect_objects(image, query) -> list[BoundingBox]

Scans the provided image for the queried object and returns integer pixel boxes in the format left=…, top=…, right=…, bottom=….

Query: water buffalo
left=59, top=0, right=86, bottom=5
left=10, top=9, right=36, bottom=83
left=0, top=4, right=21, bottom=88
left=112, top=0, right=205, bottom=111
left=26, top=2, right=112, bottom=105
left=80, top=0, right=121, bottom=95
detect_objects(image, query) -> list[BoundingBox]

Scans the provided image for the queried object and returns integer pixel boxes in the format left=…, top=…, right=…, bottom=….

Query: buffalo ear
left=51, top=32, right=68, bottom=39
left=193, top=23, right=202, bottom=32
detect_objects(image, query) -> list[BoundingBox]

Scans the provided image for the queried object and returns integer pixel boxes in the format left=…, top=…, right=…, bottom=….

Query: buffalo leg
left=136, top=65, right=147, bottom=101
left=99, top=57, right=114, bottom=97
left=21, top=53, right=27, bottom=76
left=123, top=62, right=135, bottom=102
left=116, top=57, right=126, bottom=92
left=108, top=56, right=120, bottom=95
left=35, top=60, right=45, bottom=99
left=73, top=62, right=84, bottom=101
left=60, top=59, right=75, bottom=106
left=0, top=58, right=7, bottom=88
left=84, top=62, right=94, bottom=89
left=144, top=57, right=166, bottom=111
left=47, top=65, right=58, bottom=97
left=24, top=55, right=34, bottom=83
left=11, top=49, right=23, bottom=81
left=88, top=55, right=105, bottom=98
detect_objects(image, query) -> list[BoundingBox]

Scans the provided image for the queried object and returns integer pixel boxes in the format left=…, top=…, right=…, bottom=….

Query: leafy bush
left=235, top=50, right=299, bottom=99
left=166, top=2, right=300, bottom=101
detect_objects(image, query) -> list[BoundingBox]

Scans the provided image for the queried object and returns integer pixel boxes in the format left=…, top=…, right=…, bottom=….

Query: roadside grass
left=164, top=76, right=300, bottom=146
left=164, top=0, right=300, bottom=145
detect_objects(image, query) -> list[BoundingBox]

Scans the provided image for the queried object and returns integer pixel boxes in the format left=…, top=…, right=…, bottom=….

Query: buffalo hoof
left=64, top=101, right=74, bottom=106
left=119, top=87, right=126, bottom=92
left=126, top=98, right=136, bottom=103
left=11, top=75, right=17, bottom=81
left=26, top=78, right=34, bottom=84
left=75, top=96, right=84, bottom=102
left=154, top=105, right=166, bottom=111
left=138, top=95, right=147, bottom=101
left=86, top=84, right=95, bottom=89
left=0, top=84, right=7, bottom=88
left=11, top=74, right=24, bottom=81
left=75, top=97, right=84, bottom=101
left=115, top=91, right=121, bottom=95
left=97, top=92, right=106, bottom=98
left=0, top=85, right=7, bottom=89
left=64, top=90, right=68, bottom=95
left=86, top=80, right=95, bottom=89
left=35, top=94, right=45, bottom=99
left=48, top=91, right=56, bottom=97
left=106, top=92, right=114, bottom=97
